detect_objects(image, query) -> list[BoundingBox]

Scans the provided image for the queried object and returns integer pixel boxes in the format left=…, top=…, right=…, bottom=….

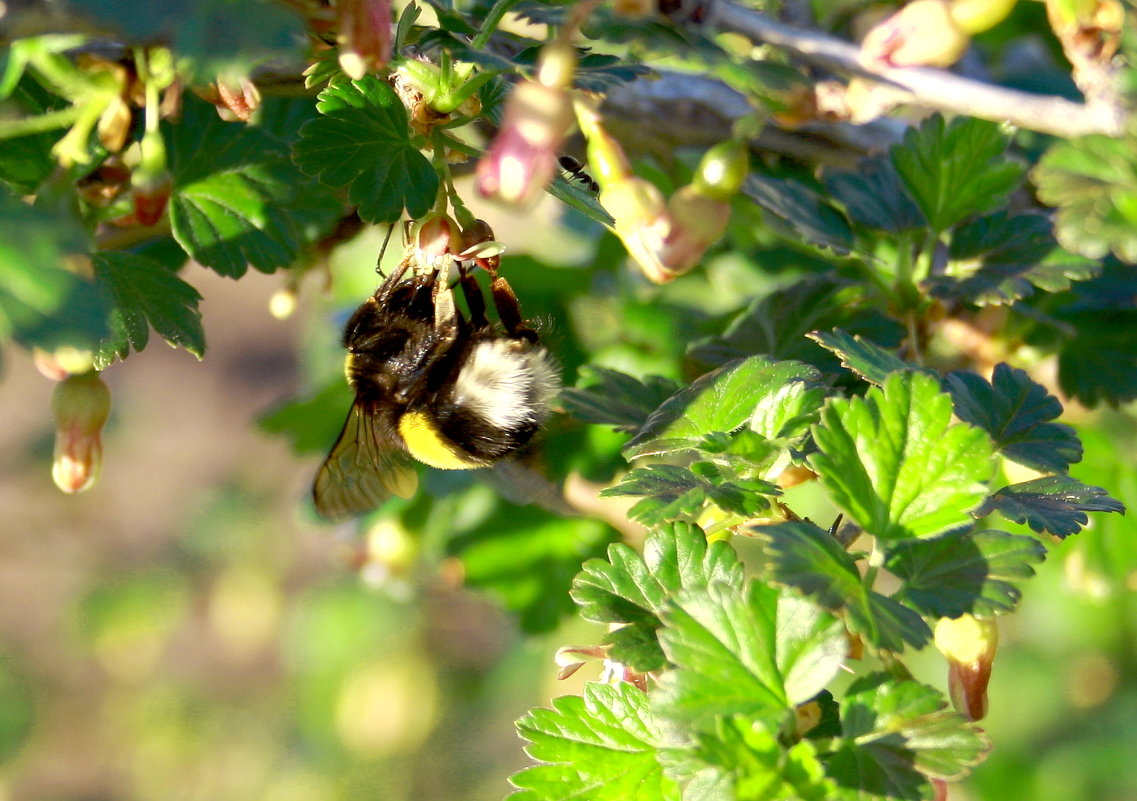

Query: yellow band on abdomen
left=398, top=410, right=483, bottom=470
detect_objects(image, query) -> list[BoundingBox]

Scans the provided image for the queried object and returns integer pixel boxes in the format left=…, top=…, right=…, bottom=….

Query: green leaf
left=755, top=521, right=932, bottom=651
left=69, top=0, right=304, bottom=81
left=571, top=523, right=744, bottom=672
left=546, top=173, right=615, bottom=226
left=168, top=97, right=307, bottom=277
left=808, top=329, right=931, bottom=386
left=890, top=114, right=1024, bottom=233
left=511, top=682, right=679, bottom=801
left=977, top=476, right=1126, bottom=539
left=824, top=152, right=924, bottom=234
left=0, top=187, right=110, bottom=351
left=259, top=379, right=353, bottom=456
left=91, top=252, right=205, bottom=367
left=741, top=174, right=853, bottom=254
left=944, top=363, right=1082, bottom=473
left=689, top=276, right=905, bottom=379
left=293, top=76, right=438, bottom=223
left=929, top=212, right=1100, bottom=305
left=886, top=529, right=1046, bottom=618
left=827, top=674, right=990, bottom=801
left=654, top=582, right=848, bottom=730
left=601, top=463, right=779, bottom=526
left=1033, top=133, right=1137, bottom=262
left=451, top=507, right=616, bottom=633
left=809, top=372, right=996, bottom=541
left=659, top=717, right=837, bottom=801
left=623, top=356, right=822, bottom=459
left=561, top=366, right=681, bottom=433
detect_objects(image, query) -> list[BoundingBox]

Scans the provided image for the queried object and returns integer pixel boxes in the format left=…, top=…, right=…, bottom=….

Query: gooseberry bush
left=3, top=0, right=1135, bottom=799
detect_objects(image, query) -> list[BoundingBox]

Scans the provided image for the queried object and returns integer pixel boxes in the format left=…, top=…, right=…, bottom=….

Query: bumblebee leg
left=490, top=275, right=538, bottom=343
left=457, top=265, right=490, bottom=329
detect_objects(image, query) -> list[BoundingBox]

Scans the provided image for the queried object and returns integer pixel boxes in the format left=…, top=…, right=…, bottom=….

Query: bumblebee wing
left=312, top=401, right=419, bottom=520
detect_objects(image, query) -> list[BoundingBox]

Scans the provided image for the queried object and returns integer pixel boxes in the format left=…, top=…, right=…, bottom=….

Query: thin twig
left=710, top=0, right=1125, bottom=139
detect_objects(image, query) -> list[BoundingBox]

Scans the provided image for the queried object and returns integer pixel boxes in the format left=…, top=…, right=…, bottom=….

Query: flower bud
left=475, top=79, right=575, bottom=206
left=203, top=76, right=262, bottom=123
left=949, top=0, right=1017, bottom=34
left=860, top=0, right=970, bottom=68
left=337, top=0, right=393, bottom=79
left=934, top=614, right=999, bottom=721
left=52, top=372, right=111, bottom=494
left=600, top=175, right=673, bottom=283
left=131, top=170, right=172, bottom=227
left=691, top=141, right=749, bottom=201
left=97, top=95, right=133, bottom=152
left=654, top=184, right=731, bottom=279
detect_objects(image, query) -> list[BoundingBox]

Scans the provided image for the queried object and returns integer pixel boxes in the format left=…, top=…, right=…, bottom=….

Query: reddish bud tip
left=51, top=372, right=112, bottom=494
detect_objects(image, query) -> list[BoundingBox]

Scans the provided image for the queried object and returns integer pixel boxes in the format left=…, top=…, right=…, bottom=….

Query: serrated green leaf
left=1033, top=133, right=1137, bottom=262
left=624, top=356, right=822, bottom=459
left=944, top=363, right=1082, bottom=473
left=824, top=152, right=924, bottom=234
left=890, top=114, right=1024, bottom=233
left=886, top=529, right=1045, bottom=618
left=91, top=252, right=204, bottom=367
left=561, top=367, right=681, bottom=433
left=601, top=463, right=779, bottom=526
left=809, top=371, right=996, bottom=541
left=808, top=329, right=931, bottom=386
left=168, top=97, right=305, bottom=277
left=0, top=187, right=110, bottom=351
left=977, top=476, right=1125, bottom=538
left=755, top=521, right=931, bottom=651
left=928, top=211, right=1100, bottom=305
left=654, top=582, right=848, bottom=730
left=659, top=717, right=836, bottom=801
left=827, top=674, right=990, bottom=801
left=293, top=76, right=438, bottom=223
left=741, top=174, right=853, bottom=254
left=511, top=682, right=679, bottom=801
left=571, top=523, right=743, bottom=672
left=689, top=276, right=905, bottom=378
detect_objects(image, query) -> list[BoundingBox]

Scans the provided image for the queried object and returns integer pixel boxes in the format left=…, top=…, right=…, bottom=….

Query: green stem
left=471, top=0, right=523, bottom=49
left=0, top=106, right=84, bottom=138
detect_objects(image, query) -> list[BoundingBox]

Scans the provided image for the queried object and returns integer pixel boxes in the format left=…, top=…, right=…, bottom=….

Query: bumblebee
left=312, top=260, right=561, bottom=520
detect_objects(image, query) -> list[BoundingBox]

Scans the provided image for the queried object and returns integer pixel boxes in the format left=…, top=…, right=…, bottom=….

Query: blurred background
left=1, top=189, right=1136, bottom=801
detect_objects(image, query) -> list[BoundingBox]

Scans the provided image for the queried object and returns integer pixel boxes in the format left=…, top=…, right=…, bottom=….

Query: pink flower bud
left=337, top=0, right=392, bottom=80
left=131, top=170, right=172, bottom=227
left=655, top=185, right=731, bottom=279
left=413, top=214, right=457, bottom=261
left=860, top=0, right=970, bottom=68
left=934, top=614, right=999, bottom=721
left=51, top=372, right=112, bottom=494
left=600, top=175, right=674, bottom=283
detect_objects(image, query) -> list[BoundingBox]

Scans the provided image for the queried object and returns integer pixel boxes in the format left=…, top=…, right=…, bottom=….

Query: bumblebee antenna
left=375, top=223, right=397, bottom=276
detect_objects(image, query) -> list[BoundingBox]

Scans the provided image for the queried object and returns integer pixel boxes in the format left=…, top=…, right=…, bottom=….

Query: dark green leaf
left=601, top=463, right=779, bottom=526
left=561, top=366, right=681, bottom=433
left=886, top=529, right=1046, bottom=617
left=977, top=476, right=1125, bottom=538
left=890, top=114, right=1024, bottom=232
left=0, top=187, right=110, bottom=351
left=1054, top=306, right=1137, bottom=408
left=623, top=356, right=822, bottom=459
left=809, top=371, right=996, bottom=541
left=70, top=0, right=304, bottom=82
left=824, top=152, right=924, bottom=234
left=808, top=329, right=931, bottom=385
left=1033, top=133, right=1137, bottom=262
left=689, top=275, right=905, bottom=379
left=293, top=76, right=438, bottom=223
left=571, top=523, right=743, bottom=671
left=755, top=521, right=932, bottom=651
left=827, top=674, right=990, bottom=801
left=654, top=582, right=848, bottom=730
left=658, top=717, right=836, bottom=801
left=928, top=212, right=1100, bottom=305
left=258, top=379, right=352, bottom=456
left=944, top=363, right=1082, bottom=473
left=741, top=174, right=853, bottom=254
left=91, top=252, right=204, bottom=367
left=512, top=682, right=679, bottom=801
left=168, top=97, right=307, bottom=276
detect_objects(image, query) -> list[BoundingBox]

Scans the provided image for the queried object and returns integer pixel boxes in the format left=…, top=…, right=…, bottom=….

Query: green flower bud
left=692, top=140, right=749, bottom=201
left=52, top=372, right=111, bottom=494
